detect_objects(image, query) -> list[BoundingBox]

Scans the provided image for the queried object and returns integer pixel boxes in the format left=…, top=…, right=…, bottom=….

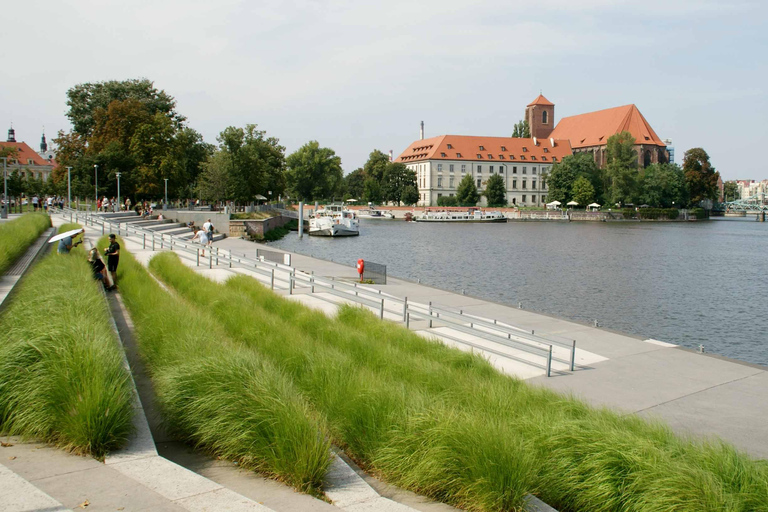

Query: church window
left=542, top=111, right=548, bottom=124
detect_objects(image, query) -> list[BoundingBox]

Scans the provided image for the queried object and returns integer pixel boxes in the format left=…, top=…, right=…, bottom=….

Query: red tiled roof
left=549, top=104, right=666, bottom=149
left=0, top=141, right=55, bottom=167
left=396, top=135, right=572, bottom=163
left=527, top=94, right=554, bottom=107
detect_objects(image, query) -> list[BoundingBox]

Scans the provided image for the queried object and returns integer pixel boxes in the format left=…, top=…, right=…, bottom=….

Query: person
left=97, top=198, right=102, bottom=211
left=191, top=227, right=208, bottom=256
left=103, top=234, right=120, bottom=290
left=88, top=248, right=109, bottom=288
left=32, top=195, right=39, bottom=211
left=46, top=196, right=53, bottom=211
left=125, top=197, right=131, bottom=212
left=203, top=218, right=214, bottom=249
left=58, top=229, right=85, bottom=254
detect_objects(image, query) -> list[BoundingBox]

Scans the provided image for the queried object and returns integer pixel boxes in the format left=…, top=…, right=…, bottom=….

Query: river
left=269, top=217, right=768, bottom=366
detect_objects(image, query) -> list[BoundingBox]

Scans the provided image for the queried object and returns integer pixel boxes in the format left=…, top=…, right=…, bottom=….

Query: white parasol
left=48, top=228, right=85, bottom=244
left=567, top=201, right=579, bottom=206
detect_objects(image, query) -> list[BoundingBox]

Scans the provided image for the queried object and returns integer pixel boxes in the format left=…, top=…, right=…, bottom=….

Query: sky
left=2, top=0, right=766, bottom=180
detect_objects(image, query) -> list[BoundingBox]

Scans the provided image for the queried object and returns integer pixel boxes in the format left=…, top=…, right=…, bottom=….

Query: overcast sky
left=3, top=0, right=766, bottom=180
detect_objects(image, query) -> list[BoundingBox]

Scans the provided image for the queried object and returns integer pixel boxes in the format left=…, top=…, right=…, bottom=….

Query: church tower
left=7, top=124, right=16, bottom=142
left=525, top=94, right=555, bottom=139
left=40, top=130, right=48, bottom=153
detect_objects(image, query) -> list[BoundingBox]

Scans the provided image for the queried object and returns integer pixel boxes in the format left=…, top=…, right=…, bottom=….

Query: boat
left=413, top=207, right=507, bottom=223
left=357, top=208, right=395, bottom=219
left=309, top=204, right=360, bottom=236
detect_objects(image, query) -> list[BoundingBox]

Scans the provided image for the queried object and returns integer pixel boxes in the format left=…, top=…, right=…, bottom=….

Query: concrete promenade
left=212, top=235, right=768, bottom=461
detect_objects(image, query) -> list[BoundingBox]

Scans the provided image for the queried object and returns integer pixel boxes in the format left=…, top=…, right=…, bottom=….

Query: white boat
left=309, top=204, right=360, bottom=236
left=357, top=208, right=395, bottom=219
left=413, top=208, right=507, bottom=223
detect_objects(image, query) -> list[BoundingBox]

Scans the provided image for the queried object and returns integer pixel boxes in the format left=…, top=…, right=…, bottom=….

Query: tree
left=343, top=168, right=366, bottom=199
left=545, top=153, right=600, bottom=204
left=196, top=151, right=234, bottom=203
left=362, top=177, right=382, bottom=204
left=571, top=176, right=595, bottom=207
left=6, top=171, right=24, bottom=199
left=217, top=125, right=285, bottom=203
left=484, top=174, right=507, bottom=207
left=605, top=131, right=638, bottom=206
left=285, top=141, right=343, bottom=201
left=66, top=78, right=182, bottom=137
left=363, top=150, right=390, bottom=183
left=401, top=185, right=419, bottom=206
left=437, top=195, right=458, bottom=207
left=381, top=163, right=416, bottom=206
left=512, top=119, right=531, bottom=138
left=455, top=174, right=479, bottom=206
left=723, top=181, right=739, bottom=202
left=683, top=148, right=719, bottom=205
left=638, top=163, right=686, bottom=207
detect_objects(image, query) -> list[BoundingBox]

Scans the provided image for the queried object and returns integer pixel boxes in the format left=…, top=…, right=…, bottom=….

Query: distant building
left=662, top=138, right=674, bottom=164
left=735, top=180, right=768, bottom=202
left=549, top=102, right=668, bottom=169
left=397, top=134, right=572, bottom=207
left=1, top=126, right=56, bottom=181
left=525, top=94, right=555, bottom=139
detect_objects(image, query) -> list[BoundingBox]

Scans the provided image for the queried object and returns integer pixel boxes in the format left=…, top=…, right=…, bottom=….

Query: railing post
left=196, top=248, right=200, bottom=266
left=215, top=247, right=219, bottom=266
left=402, top=296, right=408, bottom=322
left=428, top=301, right=432, bottom=328
left=152, top=232, right=156, bottom=251
left=229, top=249, right=232, bottom=269
left=406, top=312, right=410, bottom=329
left=380, top=298, right=384, bottom=319
left=546, top=345, right=553, bottom=377
left=102, top=223, right=104, bottom=235
left=289, top=276, right=294, bottom=295
left=271, top=269, right=275, bottom=290
left=209, top=251, right=212, bottom=269
left=570, top=340, right=576, bottom=372
left=310, top=275, right=315, bottom=293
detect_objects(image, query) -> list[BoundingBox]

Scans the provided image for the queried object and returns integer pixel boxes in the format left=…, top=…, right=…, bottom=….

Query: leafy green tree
left=512, top=120, right=531, bottom=138
left=171, top=128, right=214, bottom=199
left=456, top=174, right=479, bottom=206
left=638, top=163, right=686, bottom=207
left=285, top=141, right=343, bottom=201
left=6, top=171, right=24, bottom=199
left=196, top=151, right=234, bottom=202
left=723, top=181, right=739, bottom=202
left=363, top=150, right=390, bottom=183
left=362, top=177, right=382, bottom=204
left=66, top=78, right=182, bottom=137
left=437, top=195, right=458, bottom=207
left=605, top=131, right=638, bottom=206
left=217, top=124, right=285, bottom=203
left=484, top=174, right=507, bottom=207
left=571, top=176, right=595, bottom=207
left=683, top=148, right=719, bottom=205
left=343, top=168, right=366, bottom=199
left=381, top=163, right=416, bottom=206
left=545, top=153, right=601, bottom=204
left=401, top=185, right=419, bottom=206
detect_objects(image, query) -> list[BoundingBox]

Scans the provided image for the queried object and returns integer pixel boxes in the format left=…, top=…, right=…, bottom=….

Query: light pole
left=66, top=166, right=72, bottom=208
left=94, top=164, right=99, bottom=205
left=116, top=172, right=121, bottom=213
left=164, top=178, right=168, bottom=208
left=1, top=157, right=7, bottom=219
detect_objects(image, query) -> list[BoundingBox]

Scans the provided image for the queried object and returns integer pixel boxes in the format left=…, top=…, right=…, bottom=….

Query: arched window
left=542, top=110, right=548, bottom=124
left=643, top=150, right=651, bottom=167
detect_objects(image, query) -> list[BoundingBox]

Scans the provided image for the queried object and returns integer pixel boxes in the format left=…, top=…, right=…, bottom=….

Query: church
left=0, top=126, right=57, bottom=182
left=397, top=95, right=668, bottom=207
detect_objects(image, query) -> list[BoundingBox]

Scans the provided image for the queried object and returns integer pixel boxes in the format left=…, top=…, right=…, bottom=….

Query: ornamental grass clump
left=0, top=225, right=133, bottom=458
left=112, top=240, right=330, bottom=494
left=0, top=212, right=51, bottom=274
left=149, top=250, right=768, bottom=512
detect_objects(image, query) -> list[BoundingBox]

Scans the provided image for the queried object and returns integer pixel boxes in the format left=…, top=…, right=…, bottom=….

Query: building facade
left=1, top=126, right=56, bottom=181
left=397, top=135, right=572, bottom=207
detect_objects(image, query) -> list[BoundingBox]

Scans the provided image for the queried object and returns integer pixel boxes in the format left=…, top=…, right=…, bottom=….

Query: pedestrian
left=103, top=234, right=120, bottom=290
left=58, top=229, right=85, bottom=254
left=191, top=228, right=208, bottom=257
left=88, top=248, right=109, bottom=288
left=32, top=195, right=39, bottom=211
left=97, top=198, right=102, bottom=211
left=125, top=197, right=132, bottom=212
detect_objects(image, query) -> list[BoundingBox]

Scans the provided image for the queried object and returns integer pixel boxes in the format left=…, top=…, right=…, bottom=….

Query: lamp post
left=94, top=164, right=99, bottom=204
left=1, top=157, right=7, bottom=219
left=164, top=178, right=168, bottom=208
left=66, top=167, right=72, bottom=208
left=116, top=172, right=121, bottom=213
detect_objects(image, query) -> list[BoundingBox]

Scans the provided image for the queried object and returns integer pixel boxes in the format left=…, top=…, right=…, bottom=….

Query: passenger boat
left=357, top=208, right=395, bottom=219
left=309, top=204, right=360, bottom=236
left=413, top=207, right=507, bottom=223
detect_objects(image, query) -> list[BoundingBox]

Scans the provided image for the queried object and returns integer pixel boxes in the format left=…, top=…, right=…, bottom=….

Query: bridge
left=723, top=195, right=768, bottom=214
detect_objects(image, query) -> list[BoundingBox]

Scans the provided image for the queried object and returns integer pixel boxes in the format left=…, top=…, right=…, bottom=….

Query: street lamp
left=94, top=164, right=99, bottom=205
left=66, top=167, right=72, bottom=208
left=116, top=172, right=122, bottom=213
left=164, top=178, right=168, bottom=207
left=1, top=157, right=7, bottom=219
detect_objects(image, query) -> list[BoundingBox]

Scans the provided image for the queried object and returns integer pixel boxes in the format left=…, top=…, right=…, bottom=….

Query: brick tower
left=525, top=94, right=555, bottom=139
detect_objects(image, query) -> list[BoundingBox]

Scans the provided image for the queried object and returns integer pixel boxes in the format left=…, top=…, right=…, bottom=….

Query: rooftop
left=549, top=104, right=666, bottom=149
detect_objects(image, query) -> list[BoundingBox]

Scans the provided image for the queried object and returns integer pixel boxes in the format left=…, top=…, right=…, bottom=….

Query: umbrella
left=546, top=200, right=561, bottom=206
left=567, top=201, right=579, bottom=206
left=48, top=228, right=85, bottom=244
left=587, top=202, right=601, bottom=208
left=254, top=194, right=268, bottom=200
left=346, top=199, right=358, bottom=203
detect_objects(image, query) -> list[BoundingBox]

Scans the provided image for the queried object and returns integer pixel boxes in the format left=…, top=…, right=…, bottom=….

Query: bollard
left=271, top=269, right=275, bottom=290
left=160, top=234, right=164, bottom=249
left=546, top=346, right=553, bottom=377
left=143, top=233, right=146, bottom=249
left=380, top=298, right=384, bottom=319
left=570, top=340, right=576, bottom=371
left=402, top=297, right=408, bottom=322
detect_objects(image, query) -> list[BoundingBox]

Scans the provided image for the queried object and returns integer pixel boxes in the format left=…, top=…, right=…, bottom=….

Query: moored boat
left=309, top=204, right=360, bottom=236
left=413, top=207, right=506, bottom=223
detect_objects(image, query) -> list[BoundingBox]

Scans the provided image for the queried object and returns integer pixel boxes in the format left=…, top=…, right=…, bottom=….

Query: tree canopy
left=484, top=174, right=507, bottom=207
left=512, top=120, right=531, bottom=138
left=723, top=181, right=739, bottom=202
left=605, top=131, right=638, bottom=206
left=683, top=148, right=720, bottom=205
left=285, top=141, right=343, bottom=201
left=456, top=174, right=479, bottom=206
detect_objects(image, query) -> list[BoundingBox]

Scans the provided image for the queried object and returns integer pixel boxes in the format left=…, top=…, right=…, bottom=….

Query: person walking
left=103, top=234, right=120, bottom=290
left=203, top=218, right=214, bottom=250
left=191, top=228, right=209, bottom=257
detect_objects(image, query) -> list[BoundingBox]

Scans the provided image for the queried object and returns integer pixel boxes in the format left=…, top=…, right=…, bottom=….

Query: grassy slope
left=0, top=224, right=133, bottom=458
left=149, top=251, right=768, bottom=512
left=0, top=212, right=51, bottom=275
left=108, top=237, right=331, bottom=494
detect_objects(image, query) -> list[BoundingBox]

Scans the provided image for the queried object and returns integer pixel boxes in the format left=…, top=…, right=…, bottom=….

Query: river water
left=270, top=217, right=768, bottom=366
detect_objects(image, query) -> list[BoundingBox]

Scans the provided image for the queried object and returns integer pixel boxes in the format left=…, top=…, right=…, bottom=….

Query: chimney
left=550, top=138, right=555, bottom=147
left=388, top=150, right=393, bottom=162
left=420, top=121, right=424, bottom=140
left=533, top=136, right=538, bottom=146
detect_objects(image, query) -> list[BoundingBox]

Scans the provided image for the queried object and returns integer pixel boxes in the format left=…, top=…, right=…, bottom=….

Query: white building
left=397, top=135, right=573, bottom=207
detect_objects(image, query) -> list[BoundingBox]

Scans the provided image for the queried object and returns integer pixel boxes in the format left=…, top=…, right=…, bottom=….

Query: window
left=531, top=156, right=536, bottom=161
left=509, top=154, right=515, bottom=160
left=543, top=147, right=549, bottom=153
left=28, top=159, right=34, bottom=165
left=522, top=167, right=527, bottom=174
left=461, top=164, right=466, bottom=173
left=552, top=157, right=557, bottom=162
left=440, top=152, right=446, bottom=157
left=477, top=154, right=482, bottom=159
left=531, top=194, right=537, bottom=204
left=457, top=152, right=463, bottom=158
left=542, top=179, right=546, bottom=189
left=532, top=167, right=537, bottom=174
left=541, top=156, right=547, bottom=161
left=500, top=166, right=504, bottom=174
left=520, top=155, right=526, bottom=160
left=477, top=165, right=482, bottom=173
left=437, top=177, right=443, bottom=188
left=522, top=181, right=527, bottom=189
left=499, top=155, right=505, bottom=159
left=542, top=195, right=547, bottom=202
left=449, top=177, right=454, bottom=188
left=490, top=166, right=494, bottom=173
left=477, top=178, right=482, bottom=188
left=438, top=193, right=442, bottom=198
left=501, top=146, right=507, bottom=151
left=479, top=145, right=485, bottom=150
left=512, top=179, right=517, bottom=189
left=522, top=147, right=528, bottom=152
left=542, top=110, right=548, bottom=124
left=447, top=144, right=453, bottom=149
left=512, top=166, right=517, bottom=174
left=532, top=180, right=537, bottom=189
left=522, top=195, right=527, bottom=203
left=449, top=164, right=454, bottom=172
left=438, top=164, right=443, bottom=172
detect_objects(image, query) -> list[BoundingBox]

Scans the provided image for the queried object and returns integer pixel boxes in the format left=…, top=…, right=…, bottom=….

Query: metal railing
left=58, top=207, right=577, bottom=377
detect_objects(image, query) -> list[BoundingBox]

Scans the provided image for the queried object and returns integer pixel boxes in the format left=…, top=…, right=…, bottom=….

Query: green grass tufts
left=0, top=213, right=51, bottom=275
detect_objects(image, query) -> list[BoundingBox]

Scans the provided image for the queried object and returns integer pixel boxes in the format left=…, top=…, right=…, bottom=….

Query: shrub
left=437, top=196, right=458, bottom=207
left=622, top=208, right=637, bottom=219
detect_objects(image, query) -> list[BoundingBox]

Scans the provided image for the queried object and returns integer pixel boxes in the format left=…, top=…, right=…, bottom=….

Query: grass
left=0, top=224, right=134, bottom=459
left=149, top=251, right=768, bottom=512
left=109, top=237, right=331, bottom=494
left=0, top=212, right=51, bottom=275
